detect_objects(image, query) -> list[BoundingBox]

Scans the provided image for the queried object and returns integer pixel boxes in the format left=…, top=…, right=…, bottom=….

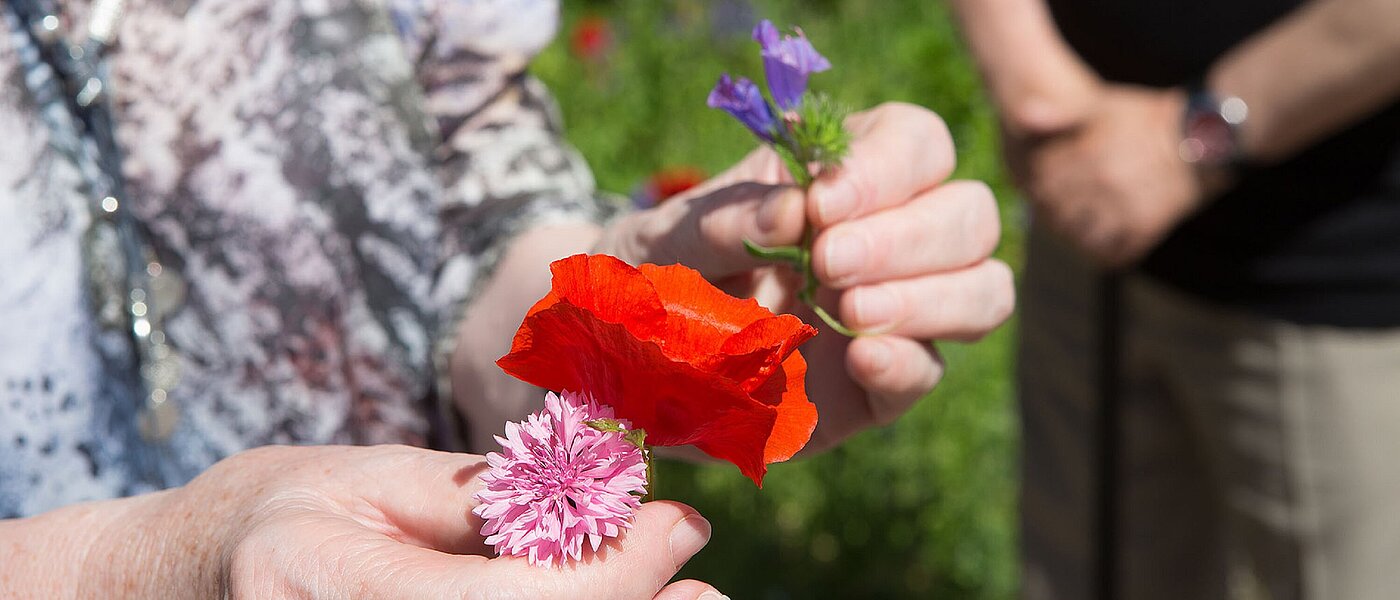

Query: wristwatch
left=1179, top=85, right=1249, bottom=174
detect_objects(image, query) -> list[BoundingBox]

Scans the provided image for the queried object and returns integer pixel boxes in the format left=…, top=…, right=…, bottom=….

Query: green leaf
left=587, top=419, right=649, bottom=451
left=625, top=428, right=648, bottom=450
left=585, top=418, right=627, bottom=434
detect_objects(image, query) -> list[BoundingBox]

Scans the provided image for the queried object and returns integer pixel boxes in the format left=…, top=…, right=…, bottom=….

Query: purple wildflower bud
left=752, top=20, right=831, bottom=110
left=707, top=73, right=779, bottom=142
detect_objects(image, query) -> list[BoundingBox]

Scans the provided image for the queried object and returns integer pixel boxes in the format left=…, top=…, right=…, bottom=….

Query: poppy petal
left=760, top=352, right=817, bottom=465
left=497, top=255, right=819, bottom=486
left=547, top=254, right=669, bottom=338
left=498, top=303, right=778, bottom=482
left=638, top=263, right=773, bottom=350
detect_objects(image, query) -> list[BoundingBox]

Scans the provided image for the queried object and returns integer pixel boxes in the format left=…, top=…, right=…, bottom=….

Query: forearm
left=450, top=222, right=605, bottom=452
left=946, top=0, right=1099, bottom=131
left=1210, top=0, right=1400, bottom=163
left=0, top=491, right=193, bottom=598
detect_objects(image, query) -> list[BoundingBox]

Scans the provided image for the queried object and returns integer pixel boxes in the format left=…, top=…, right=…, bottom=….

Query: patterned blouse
left=0, top=0, right=608, bottom=518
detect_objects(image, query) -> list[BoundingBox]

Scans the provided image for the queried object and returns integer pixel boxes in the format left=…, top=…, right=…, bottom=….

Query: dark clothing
left=1047, top=0, right=1400, bottom=327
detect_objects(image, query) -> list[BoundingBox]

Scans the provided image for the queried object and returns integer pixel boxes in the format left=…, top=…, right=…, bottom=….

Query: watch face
left=1180, top=107, right=1235, bottom=166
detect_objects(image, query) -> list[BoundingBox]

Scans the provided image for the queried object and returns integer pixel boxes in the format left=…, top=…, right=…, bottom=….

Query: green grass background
left=533, top=2, right=1024, bottom=597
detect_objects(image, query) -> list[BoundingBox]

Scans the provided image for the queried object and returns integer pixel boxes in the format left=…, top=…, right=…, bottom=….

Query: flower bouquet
left=473, top=19, right=852, bottom=568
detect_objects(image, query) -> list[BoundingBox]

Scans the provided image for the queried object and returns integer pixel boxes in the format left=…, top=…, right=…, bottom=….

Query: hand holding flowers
left=469, top=20, right=1016, bottom=571
left=0, top=444, right=720, bottom=599
left=590, top=22, right=1014, bottom=451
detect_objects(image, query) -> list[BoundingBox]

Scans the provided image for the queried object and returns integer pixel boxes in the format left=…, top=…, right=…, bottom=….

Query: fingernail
left=699, top=592, right=732, bottom=600
left=813, top=176, right=857, bottom=225
left=821, top=230, right=868, bottom=285
left=758, top=188, right=800, bottom=234
left=853, top=285, right=900, bottom=330
left=669, top=515, right=711, bottom=569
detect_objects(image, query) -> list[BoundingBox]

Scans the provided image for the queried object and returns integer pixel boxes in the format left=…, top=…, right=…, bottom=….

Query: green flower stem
left=740, top=92, right=857, bottom=336
left=744, top=166, right=859, bottom=338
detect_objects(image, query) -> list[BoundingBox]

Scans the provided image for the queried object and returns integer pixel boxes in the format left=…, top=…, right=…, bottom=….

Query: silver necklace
left=13, top=0, right=184, bottom=442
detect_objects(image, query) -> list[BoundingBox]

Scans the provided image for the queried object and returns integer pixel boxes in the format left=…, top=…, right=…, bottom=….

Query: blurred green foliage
left=533, top=1, right=1024, bottom=597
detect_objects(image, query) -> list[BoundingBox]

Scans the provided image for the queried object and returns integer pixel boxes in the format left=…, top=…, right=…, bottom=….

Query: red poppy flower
left=497, top=254, right=818, bottom=486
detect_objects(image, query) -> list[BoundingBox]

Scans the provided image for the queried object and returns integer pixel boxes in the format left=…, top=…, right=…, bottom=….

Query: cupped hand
left=122, top=445, right=719, bottom=600
left=595, top=102, right=1015, bottom=451
left=1004, top=84, right=1208, bottom=267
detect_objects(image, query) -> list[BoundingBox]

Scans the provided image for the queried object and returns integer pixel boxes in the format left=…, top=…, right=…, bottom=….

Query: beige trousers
left=1018, top=229, right=1400, bottom=600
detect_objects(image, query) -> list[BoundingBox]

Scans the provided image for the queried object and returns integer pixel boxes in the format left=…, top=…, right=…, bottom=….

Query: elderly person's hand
left=0, top=445, right=719, bottom=600
left=595, top=102, right=1015, bottom=450
left=1002, top=83, right=1210, bottom=268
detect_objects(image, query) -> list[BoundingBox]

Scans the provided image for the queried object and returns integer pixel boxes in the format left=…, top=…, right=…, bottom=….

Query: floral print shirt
left=0, top=0, right=606, bottom=517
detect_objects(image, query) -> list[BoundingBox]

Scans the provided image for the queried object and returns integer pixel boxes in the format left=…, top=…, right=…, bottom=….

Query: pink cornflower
left=473, top=390, right=648, bottom=566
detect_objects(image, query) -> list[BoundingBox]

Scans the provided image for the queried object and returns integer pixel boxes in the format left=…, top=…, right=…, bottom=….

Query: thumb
left=604, top=182, right=807, bottom=279
left=345, top=501, right=712, bottom=600
left=474, top=500, right=714, bottom=599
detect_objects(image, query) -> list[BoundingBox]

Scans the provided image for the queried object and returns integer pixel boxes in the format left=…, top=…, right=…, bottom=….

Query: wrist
left=0, top=492, right=187, bottom=598
left=84, top=490, right=216, bottom=599
left=1177, top=83, right=1249, bottom=195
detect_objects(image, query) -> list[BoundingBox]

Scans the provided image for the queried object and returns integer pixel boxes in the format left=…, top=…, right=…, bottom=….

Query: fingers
left=471, top=501, right=712, bottom=600
left=654, top=579, right=730, bottom=600
left=838, top=259, right=1016, bottom=341
left=845, top=336, right=945, bottom=427
left=808, top=102, right=956, bottom=228
left=811, top=180, right=1000, bottom=288
left=344, top=446, right=494, bottom=555
left=606, top=183, right=807, bottom=279
left=333, top=501, right=709, bottom=600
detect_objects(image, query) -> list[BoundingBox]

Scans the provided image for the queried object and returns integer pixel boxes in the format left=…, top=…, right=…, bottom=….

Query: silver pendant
left=83, top=219, right=127, bottom=330
left=138, top=382, right=179, bottom=442
left=135, top=255, right=183, bottom=443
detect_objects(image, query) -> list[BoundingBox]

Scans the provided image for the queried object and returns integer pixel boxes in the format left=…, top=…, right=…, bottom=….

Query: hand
left=595, top=102, right=1015, bottom=451
left=1005, top=84, right=1208, bottom=267
left=76, top=445, right=719, bottom=599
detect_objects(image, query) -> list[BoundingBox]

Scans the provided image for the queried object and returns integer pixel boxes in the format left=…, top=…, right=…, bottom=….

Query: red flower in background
left=650, top=166, right=707, bottom=201
left=632, top=166, right=707, bottom=208
left=498, top=254, right=818, bottom=486
left=570, top=16, right=614, bottom=62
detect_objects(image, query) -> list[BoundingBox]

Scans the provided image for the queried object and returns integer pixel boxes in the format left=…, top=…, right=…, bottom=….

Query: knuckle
left=941, top=260, right=1016, bottom=343
left=942, top=180, right=1000, bottom=259
left=983, top=260, right=1017, bottom=327
left=915, top=111, right=955, bottom=176
left=230, top=444, right=288, bottom=464
left=695, top=202, right=732, bottom=255
left=971, top=191, right=1003, bottom=257
left=875, top=101, right=935, bottom=129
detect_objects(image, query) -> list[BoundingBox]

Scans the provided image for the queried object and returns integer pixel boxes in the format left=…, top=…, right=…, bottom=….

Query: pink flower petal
left=472, top=390, right=648, bottom=566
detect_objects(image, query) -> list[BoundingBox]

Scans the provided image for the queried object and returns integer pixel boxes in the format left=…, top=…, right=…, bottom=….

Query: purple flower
left=753, top=20, right=831, bottom=110
left=473, top=390, right=648, bottom=567
left=707, top=73, right=780, bottom=142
